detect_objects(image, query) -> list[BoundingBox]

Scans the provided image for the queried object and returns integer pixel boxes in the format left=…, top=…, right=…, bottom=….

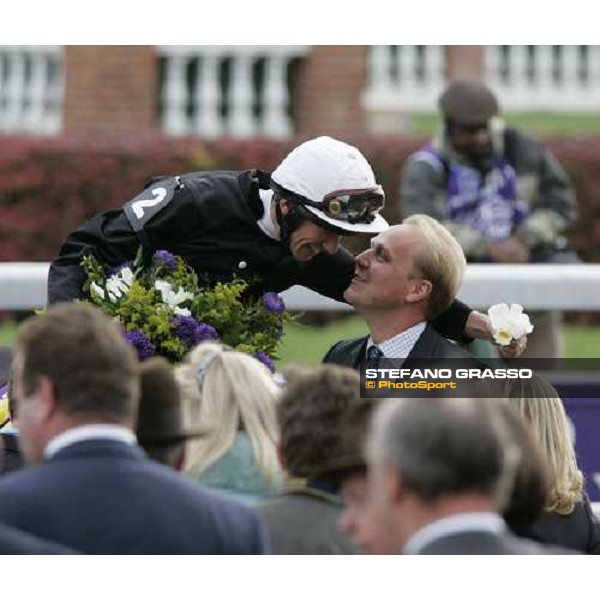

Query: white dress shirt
left=44, top=424, right=137, bottom=459
left=403, top=512, right=506, bottom=555
left=366, top=321, right=427, bottom=361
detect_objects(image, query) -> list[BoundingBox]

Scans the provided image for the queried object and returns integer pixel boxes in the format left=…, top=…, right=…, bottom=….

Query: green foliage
left=80, top=248, right=292, bottom=366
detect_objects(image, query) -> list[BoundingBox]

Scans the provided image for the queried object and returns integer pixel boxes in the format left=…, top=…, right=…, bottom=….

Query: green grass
left=2, top=318, right=599, bottom=364
left=409, top=112, right=600, bottom=136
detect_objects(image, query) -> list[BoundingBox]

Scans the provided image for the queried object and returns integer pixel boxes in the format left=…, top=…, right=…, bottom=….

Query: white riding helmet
left=270, top=136, right=389, bottom=234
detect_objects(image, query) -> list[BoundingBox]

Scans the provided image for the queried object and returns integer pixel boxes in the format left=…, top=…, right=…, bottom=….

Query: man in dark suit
left=0, top=303, right=269, bottom=555
left=323, top=214, right=484, bottom=369
left=0, top=522, right=76, bottom=554
left=355, top=396, right=569, bottom=554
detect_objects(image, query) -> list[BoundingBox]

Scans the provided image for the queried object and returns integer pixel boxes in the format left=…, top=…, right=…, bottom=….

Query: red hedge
left=0, top=134, right=599, bottom=262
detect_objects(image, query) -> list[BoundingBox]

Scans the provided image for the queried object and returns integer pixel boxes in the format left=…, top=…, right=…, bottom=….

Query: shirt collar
left=256, top=188, right=280, bottom=241
left=366, top=321, right=426, bottom=359
left=44, top=424, right=137, bottom=459
left=404, top=512, right=506, bottom=555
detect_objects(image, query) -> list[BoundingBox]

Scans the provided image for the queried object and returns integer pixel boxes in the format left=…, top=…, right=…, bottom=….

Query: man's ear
left=407, top=278, right=433, bottom=304
left=278, top=199, right=290, bottom=216
left=385, top=467, right=403, bottom=504
left=36, top=376, right=59, bottom=423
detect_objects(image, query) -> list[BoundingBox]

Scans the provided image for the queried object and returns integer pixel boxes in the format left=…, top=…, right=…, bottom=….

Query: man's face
left=11, top=353, right=47, bottom=465
left=344, top=224, right=426, bottom=310
left=339, top=470, right=400, bottom=554
left=288, top=218, right=341, bottom=262
left=448, top=121, right=493, bottom=159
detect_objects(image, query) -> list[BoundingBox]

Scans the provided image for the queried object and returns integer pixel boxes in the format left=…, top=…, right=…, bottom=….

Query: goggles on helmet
left=271, top=182, right=385, bottom=225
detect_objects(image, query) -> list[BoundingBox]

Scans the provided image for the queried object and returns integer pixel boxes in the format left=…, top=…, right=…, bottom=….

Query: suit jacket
left=513, top=497, right=600, bottom=555
left=258, top=486, right=357, bottom=555
left=0, top=439, right=269, bottom=554
left=1, top=431, right=23, bottom=475
left=416, top=530, right=574, bottom=555
left=0, top=522, right=76, bottom=554
left=323, top=323, right=472, bottom=370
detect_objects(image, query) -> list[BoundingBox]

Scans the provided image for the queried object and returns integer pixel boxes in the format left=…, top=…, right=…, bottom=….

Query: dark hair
left=279, top=364, right=373, bottom=479
left=375, top=398, right=517, bottom=503
left=137, top=356, right=185, bottom=468
left=15, top=303, right=139, bottom=423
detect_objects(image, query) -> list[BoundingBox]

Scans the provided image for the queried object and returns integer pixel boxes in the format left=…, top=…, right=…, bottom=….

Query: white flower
left=119, top=267, right=134, bottom=286
left=488, top=303, right=534, bottom=346
left=154, top=279, right=193, bottom=309
left=173, top=306, right=191, bottom=317
left=90, top=282, right=105, bottom=300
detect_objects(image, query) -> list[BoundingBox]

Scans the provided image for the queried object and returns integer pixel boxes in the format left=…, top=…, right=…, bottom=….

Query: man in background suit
left=323, top=214, right=480, bottom=369
left=359, top=396, right=568, bottom=554
left=0, top=303, right=269, bottom=554
left=0, top=521, right=75, bottom=554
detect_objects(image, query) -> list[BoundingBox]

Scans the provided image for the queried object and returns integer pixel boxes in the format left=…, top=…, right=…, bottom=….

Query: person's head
left=363, top=397, right=520, bottom=553
left=137, top=356, right=190, bottom=470
left=11, top=303, right=140, bottom=465
left=503, top=375, right=583, bottom=515
left=278, top=365, right=372, bottom=482
left=439, top=79, right=500, bottom=160
left=344, top=214, right=466, bottom=322
left=175, top=343, right=281, bottom=484
left=278, top=365, right=390, bottom=552
left=270, top=136, right=389, bottom=262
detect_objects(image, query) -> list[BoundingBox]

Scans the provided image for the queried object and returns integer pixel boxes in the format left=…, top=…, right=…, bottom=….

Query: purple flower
left=173, top=316, right=219, bottom=347
left=254, top=352, right=276, bottom=373
left=125, top=330, right=156, bottom=360
left=263, top=292, right=285, bottom=314
left=153, top=250, right=178, bottom=272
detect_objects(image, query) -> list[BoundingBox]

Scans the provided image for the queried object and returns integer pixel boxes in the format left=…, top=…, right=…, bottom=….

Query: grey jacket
left=401, top=122, right=577, bottom=260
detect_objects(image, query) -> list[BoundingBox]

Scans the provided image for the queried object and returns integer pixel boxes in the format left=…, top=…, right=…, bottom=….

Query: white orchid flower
left=173, top=306, right=192, bottom=317
left=488, top=303, right=534, bottom=346
left=90, top=282, right=105, bottom=300
left=154, top=279, right=193, bottom=308
left=119, top=267, right=134, bottom=287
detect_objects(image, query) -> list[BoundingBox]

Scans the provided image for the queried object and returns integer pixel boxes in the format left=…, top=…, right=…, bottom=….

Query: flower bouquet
left=80, top=249, right=292, bottom=371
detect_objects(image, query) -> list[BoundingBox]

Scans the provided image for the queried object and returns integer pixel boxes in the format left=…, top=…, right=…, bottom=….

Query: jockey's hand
left=465, top=310, right=528, bottom=358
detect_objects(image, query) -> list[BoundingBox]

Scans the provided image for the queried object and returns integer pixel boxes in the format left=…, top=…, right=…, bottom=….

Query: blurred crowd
left=0, top=301, right=598, bottom=555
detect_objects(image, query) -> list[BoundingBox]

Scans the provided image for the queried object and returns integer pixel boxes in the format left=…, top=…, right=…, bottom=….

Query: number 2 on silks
left=123, top=177, right=177, bottom=232
left=132, top=187, right=167, bottom=219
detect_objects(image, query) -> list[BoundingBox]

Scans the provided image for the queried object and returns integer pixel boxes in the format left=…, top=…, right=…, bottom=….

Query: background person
left=259, top=364, right=371, bottom=554
left=401, top=79, right=578, bottom=358
left=175, top=342, right=283, bottom=504
left=504, top=375, right=600, bottom=553
left=0, top=304, right=269, bottom=554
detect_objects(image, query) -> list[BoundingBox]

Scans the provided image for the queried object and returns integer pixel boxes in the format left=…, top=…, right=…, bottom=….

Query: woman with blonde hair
left=175, top=343, right=283, bottom=503
left=504, top=375, right=600, bottom=553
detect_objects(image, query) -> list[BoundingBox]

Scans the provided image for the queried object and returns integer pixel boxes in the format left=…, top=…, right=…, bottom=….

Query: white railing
left=487, top=45, right=600, bottom=111
left=2, top=263, right=600, bottom=311
left=156, top=45, right=309, bottom=139
left=362, top=45, right=446, bottom=113
left=0, top=45, right=63, bottom=134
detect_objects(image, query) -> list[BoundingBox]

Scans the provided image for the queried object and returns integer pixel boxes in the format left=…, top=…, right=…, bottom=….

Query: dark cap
left=439, top=79, right=500, bottom=125
left=136, top=357, right=207, bottom=446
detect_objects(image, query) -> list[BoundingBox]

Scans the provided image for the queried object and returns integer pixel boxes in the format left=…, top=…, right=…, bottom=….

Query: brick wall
left=295, top=46, right=368, bottom=137
left=63, top=46, right=157, bottom=134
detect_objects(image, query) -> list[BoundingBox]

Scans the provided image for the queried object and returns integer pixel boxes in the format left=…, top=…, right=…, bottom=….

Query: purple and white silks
left=416, top=146, right=529, bottom=242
